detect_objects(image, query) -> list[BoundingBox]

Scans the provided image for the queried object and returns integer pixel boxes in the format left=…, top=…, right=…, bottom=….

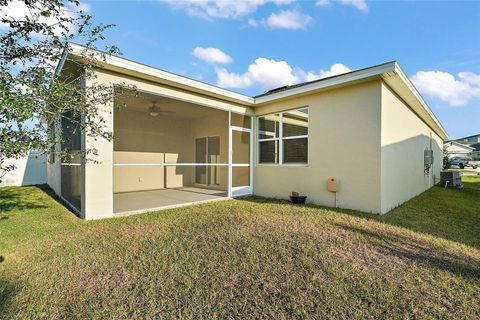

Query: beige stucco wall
left=380, top=83, right=443, bottom=213
left=253, top=80, right=383, bottom=213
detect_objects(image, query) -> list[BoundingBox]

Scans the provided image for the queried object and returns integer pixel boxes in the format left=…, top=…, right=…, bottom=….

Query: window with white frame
left=257, top=108, right=308, bottom=164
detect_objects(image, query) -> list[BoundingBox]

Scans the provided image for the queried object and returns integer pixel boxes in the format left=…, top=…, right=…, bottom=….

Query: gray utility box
left=440, top=171, right=463, bottom=188
left=424, top=149, right=434, bottom=165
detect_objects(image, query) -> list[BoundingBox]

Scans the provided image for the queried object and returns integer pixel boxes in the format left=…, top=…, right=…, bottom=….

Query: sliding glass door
left=195, top=136, right=220, bottom=186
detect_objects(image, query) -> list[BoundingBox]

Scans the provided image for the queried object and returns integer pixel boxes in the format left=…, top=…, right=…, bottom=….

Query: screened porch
left=112, top=90, right=252, bottom=215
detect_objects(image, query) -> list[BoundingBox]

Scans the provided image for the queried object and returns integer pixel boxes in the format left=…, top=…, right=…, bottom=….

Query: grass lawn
left=1, top=185, right=479, bottom=319
left=463, top=175, right=480, bottom=189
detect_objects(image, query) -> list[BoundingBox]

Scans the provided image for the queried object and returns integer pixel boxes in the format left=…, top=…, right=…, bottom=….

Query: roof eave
left=254, top=61, right=397, bottom=105
left=390, top=62, right=449, bottom=140
left=64, top=43, right=255, bottom=106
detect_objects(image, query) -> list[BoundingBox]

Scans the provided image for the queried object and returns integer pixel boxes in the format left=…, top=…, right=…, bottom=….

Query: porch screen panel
left=232, top=166, right=250, bottom=187
left=231, top=113, right=251, bottom=129
left=60, top=111, right=82, bottom=211
left=232, top=131, right=250, bottom=164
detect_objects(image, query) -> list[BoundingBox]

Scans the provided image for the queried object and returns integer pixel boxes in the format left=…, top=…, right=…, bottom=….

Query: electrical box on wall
left=327, top=178, right=339, bottom=192
left=424, top=149, right=434, bottom=165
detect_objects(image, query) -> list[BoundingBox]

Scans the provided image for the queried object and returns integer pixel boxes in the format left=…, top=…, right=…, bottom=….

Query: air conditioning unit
left=440, top=171, right=462, bottom=188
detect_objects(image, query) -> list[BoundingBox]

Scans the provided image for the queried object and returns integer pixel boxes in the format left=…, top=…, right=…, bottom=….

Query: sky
left=4, top=0, right=479, bottom=139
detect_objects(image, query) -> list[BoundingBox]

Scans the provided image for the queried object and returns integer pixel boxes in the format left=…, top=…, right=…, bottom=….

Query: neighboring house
left=457, top=134, right=480, bottom=143
left=468, top=143, right=480, bottom=160
left=451, top=134, right=480, bottom=160
left=444, top=140, right=474, bottom=159
left=0, top=151, right=47, bottom=187
left=48, top=43, right=448, bottom=220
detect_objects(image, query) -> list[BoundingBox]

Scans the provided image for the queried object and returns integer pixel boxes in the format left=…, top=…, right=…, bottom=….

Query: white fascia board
left=446, top=141, right=475, bottom=150
left=254, top=62, right=397, bottom=105
left=65, top=43, right=254, bottom=106
left=392, top=63, right=449, bottom=139
left=54, top=47, right=69, bottom=76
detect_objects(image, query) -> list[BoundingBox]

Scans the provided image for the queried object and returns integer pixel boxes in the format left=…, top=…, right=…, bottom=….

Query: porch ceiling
left=115, top=91, right=226, bottom=120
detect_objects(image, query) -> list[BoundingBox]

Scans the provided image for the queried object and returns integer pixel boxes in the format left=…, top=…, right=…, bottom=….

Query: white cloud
left=192, top=47, right=233, bottom=64
left=411, top=70, right=480, bottom=107
left=0, top=0, right=90, bottom=35
left=308, top=63, right=352, bottom=80
left=248, top=18, right=259, bottom=27
left=316, top=0, right=368, bottom=13
left=264, top=9, right=313, bottom=29
left=217, top=58, right=298, bottom=89
left=216, top=58, right=351, bottom=90
left=316, top=0, right=331, bottom=6
left=160, top=0, right=294, bottom=20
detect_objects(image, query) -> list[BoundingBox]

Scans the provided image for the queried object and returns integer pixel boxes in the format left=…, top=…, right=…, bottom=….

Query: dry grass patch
left=0, top=186, right=479, bottom=319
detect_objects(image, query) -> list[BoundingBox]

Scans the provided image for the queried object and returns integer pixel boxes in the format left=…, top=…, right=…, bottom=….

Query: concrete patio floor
left=113, top=187, right=228, bottom=216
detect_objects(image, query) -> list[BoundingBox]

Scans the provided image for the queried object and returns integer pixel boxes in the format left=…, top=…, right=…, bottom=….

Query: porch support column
left=81, top=75, right=114, bottom=220
left=227, top=111, right=232, bottom=197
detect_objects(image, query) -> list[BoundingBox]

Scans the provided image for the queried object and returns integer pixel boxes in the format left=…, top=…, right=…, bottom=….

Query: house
left=451, top=134, right=480, bottom=160
left=444, top=140, right=474, bottom=159
left=471, top=143, right=480, bottom=160
left=47, top=43, right=448, bottom=220
left=457, top=134, right=480, bottom=143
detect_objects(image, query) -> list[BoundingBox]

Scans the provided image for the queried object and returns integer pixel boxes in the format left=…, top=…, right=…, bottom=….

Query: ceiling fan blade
left=159, top=110, right=176, bottom=114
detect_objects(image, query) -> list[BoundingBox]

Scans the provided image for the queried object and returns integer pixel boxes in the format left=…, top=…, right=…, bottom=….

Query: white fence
left=0, top=151, right=47, bottom=187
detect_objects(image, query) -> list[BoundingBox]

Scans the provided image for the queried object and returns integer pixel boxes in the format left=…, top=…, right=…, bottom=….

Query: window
left=257, top=108, right=308, bottom=165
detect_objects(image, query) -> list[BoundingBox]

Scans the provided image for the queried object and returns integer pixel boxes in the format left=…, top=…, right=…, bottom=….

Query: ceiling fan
left=148, top=101, right=176, bottom=117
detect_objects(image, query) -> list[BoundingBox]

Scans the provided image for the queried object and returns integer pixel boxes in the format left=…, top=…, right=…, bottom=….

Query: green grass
left=463, top=175, right=480, bottom=189
left=1, top=185, right=479, bottom=319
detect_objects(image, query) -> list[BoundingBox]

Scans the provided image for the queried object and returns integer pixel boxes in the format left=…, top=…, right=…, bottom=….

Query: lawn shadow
left=236, top=193, right=480, bottom=250
left=0, top=184, right=79, bottom=219
left=0, top=184, right=51, bottom=213
left=334, top=223, right=480, bottom=280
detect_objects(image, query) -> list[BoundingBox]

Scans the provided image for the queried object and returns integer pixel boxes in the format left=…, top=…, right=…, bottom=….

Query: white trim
left=249, top=115, right=254, bottom=194
left=228, top=112, right=233, bottom=197
left=444, top=141, right=475, bottom=151
left=392, top=63, right=448, bottom=139
left=229, top=115, right=253, bottom=197
left=282, top=135, right=308, bottom=140
left=54, top=49, right=69, bottom=76
left=231, top=186, right=252, bottom=197
left=67, top=43, right=254, bottom=106
left=279, top=113, right=284, bottom=164
left=61, top=163, right=81, bottom=166
left=257, top=137, right=279, bottom=142
left=255, top=62, right=397, bottom=104
left=229, top=125, right=252, bottom=133
left=113, top=163, right=229, bottom=166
